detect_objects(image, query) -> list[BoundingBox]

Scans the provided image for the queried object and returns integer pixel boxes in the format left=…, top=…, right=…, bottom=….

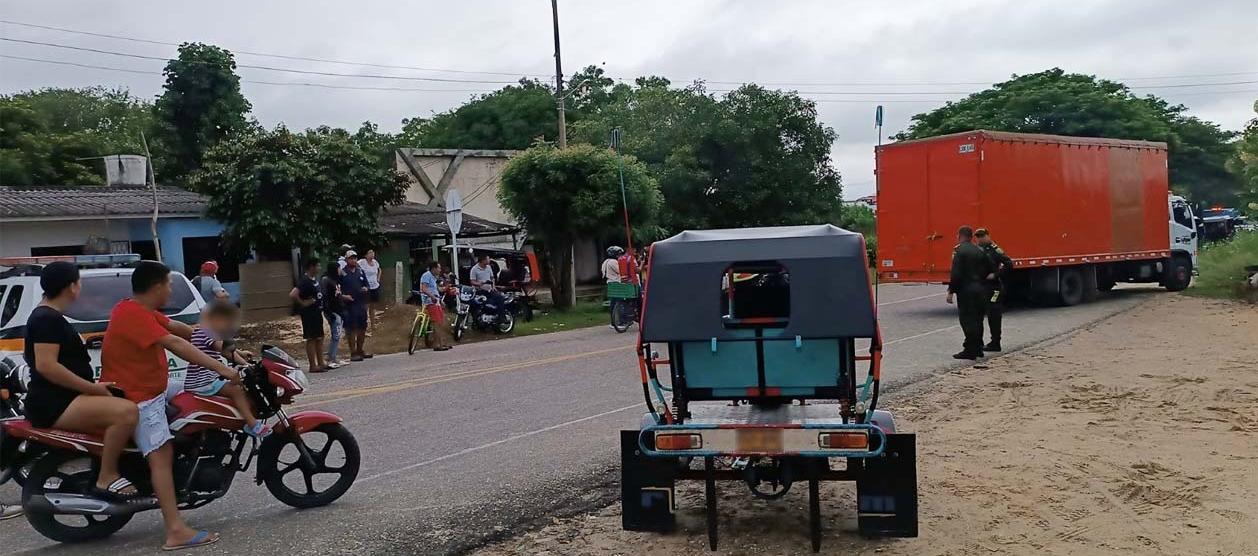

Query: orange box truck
left=875, top=130, right=1198, bottom=305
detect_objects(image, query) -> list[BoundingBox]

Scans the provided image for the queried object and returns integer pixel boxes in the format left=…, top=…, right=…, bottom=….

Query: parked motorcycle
left=0, top=346, right=360, bottom=543
left=0, top=356, right=25, bottom=419
left=451, top=285, right=517, bottom=341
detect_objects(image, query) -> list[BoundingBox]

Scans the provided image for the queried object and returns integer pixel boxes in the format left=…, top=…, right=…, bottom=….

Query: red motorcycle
left=0, top=346, right=359, bottom=543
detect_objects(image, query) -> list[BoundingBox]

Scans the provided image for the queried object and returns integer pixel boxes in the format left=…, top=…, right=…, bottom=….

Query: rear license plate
left=736, top=429, right=783, bottom=453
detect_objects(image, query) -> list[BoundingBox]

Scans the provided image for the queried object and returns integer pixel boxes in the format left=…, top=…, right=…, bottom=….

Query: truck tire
left=1163, top=256, right=1192, bottom=292
left=1058, top=268, right=1085, bottom=306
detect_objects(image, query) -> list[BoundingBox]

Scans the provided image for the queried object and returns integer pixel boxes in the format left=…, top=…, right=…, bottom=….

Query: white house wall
left=401, top=153, right=516, bottom=225
left=0, top=219, right=135, bottom=257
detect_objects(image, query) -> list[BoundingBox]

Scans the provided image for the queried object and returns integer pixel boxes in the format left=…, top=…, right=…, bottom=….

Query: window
left=1172, top=204, right=1194, bottom=228
left=182, top=236, right=239, bottom=283
left=30, top=245, right=84, bottom=257
left=721, top=262, right=790, bottom=326
left=64, top=274, right=196, bottom=322
left=1, top=285, right=23, bottom=327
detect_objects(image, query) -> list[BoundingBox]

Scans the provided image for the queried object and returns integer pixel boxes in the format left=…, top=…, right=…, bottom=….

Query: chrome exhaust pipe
left=25, top=493, right=159, bottom=515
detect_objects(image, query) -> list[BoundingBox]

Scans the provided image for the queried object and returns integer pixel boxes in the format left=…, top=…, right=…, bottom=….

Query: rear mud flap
left=857, top=433, right=918, bottom=537
left=620, top=430, right=676, bottom=532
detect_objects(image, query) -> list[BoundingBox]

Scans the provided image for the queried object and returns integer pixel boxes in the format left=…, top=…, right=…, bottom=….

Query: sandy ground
left=472, top=294, right=1258, bottom=556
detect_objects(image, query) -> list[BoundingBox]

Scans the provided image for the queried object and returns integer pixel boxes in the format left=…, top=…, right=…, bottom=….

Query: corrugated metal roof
left=0, top=185, right=207, bottom=220
left=378, top=203, right=518, bottom=238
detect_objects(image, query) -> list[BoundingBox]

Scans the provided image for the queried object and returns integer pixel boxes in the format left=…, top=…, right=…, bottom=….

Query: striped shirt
left=183, top=328, right=225, bottom=390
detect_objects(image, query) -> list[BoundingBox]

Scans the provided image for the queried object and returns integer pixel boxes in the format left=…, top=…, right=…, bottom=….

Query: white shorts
left=134, top=395, right=173, bottom=456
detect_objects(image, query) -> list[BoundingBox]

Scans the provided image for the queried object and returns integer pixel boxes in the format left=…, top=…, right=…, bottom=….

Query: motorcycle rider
left=469, top=253, right=507, bottom=310
left=23, top=261, right=140, bottom=501
left=602, top=246, right=624, bottom=283
left=100, top=260, right=237, bottom=550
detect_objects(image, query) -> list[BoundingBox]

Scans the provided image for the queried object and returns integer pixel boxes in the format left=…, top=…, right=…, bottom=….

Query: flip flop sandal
left=163, top=530, right=220, bottom=551
left=91, top=477, right=140, bottom=502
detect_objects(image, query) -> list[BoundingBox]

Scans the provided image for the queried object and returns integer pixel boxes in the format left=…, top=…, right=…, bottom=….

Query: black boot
left=983, top=341, right=1001, bottom=352
left=952, top=350, right=979, bottom=360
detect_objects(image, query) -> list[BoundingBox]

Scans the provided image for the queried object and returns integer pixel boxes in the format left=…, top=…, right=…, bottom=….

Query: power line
left=0, top=18, right=547, bottom=78
left=5, top=18, right=1258, bottom=89
left=0, top=54, right=500, bottom=93
left=0, top=37, right=523, bottom=84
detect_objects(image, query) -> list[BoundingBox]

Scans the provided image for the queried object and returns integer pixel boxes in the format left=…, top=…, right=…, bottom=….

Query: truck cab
left=1169, top=195, right=1198, bottom=267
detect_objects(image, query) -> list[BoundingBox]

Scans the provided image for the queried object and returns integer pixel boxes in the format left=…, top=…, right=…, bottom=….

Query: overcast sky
left=3, top=0, right=1257, bottom=199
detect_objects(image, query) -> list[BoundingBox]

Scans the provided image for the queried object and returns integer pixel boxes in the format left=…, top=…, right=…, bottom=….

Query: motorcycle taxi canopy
left=641, top=224, right=876, bottom=343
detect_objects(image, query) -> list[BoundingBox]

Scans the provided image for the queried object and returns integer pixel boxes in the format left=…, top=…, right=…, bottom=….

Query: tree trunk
left=547, top=239, right=577, bottom=309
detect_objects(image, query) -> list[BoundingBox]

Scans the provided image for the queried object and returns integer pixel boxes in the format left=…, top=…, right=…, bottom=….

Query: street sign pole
left=445, top=189, right=464, bottom=286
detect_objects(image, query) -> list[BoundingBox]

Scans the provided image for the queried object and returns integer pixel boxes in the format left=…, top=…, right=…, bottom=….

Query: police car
left=0, top=254, right=206, bottom=396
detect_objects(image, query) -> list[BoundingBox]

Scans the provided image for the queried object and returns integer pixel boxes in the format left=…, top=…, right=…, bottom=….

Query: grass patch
left=516, top=301, right=611, bottom=336
left=1188, top=230, right=1258, bottom=302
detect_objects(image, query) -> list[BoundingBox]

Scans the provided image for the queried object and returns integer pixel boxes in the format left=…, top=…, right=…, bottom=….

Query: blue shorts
left=344, top=303, right=368, bottom=330
left=188, top=378, right=229, bottom=397
left=135, top=395, right=173, bottom=457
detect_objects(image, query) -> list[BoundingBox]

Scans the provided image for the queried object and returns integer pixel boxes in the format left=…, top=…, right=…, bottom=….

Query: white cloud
left=3, top=0, right=1256, bottom=199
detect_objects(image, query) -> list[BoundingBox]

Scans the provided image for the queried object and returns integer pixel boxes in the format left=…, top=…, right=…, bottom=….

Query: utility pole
left=141, top=131, right=163, bottom=262
left=551, top=0, right=567, bottom=149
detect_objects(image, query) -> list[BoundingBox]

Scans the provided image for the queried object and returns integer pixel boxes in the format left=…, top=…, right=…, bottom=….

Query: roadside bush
left=1190, top=230, right=1258, bottom=302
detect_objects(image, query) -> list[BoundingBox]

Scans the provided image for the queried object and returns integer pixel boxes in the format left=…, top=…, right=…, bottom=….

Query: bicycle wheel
left=407, top=313, right=427, bottom=355
left=610, top=300, right=631, bottom=333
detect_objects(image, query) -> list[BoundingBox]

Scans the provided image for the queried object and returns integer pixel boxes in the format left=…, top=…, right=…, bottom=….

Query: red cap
left=200, top=260, right=219, bottom=275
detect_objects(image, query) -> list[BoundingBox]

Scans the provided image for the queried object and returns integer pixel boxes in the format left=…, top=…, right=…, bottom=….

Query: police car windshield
left=64, top=273, right=197, bottom=322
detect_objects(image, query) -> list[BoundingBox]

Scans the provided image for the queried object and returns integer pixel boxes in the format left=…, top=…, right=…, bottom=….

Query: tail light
left=656, top=433, right=702, bottom=451
left=818, top=431, right=869, bottom=450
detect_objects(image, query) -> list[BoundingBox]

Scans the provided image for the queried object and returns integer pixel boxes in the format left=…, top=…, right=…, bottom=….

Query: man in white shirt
left=469, top=254, right=506, bottom=307
left=362, top=249, right=382, bottom=329
left=602, top=246, right=624, bottom=283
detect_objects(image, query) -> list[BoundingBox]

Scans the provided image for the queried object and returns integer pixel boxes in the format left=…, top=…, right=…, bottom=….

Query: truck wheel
left=1164, top=257, right=1192, bottom=292
left=1058, top=268, right=1085, bottom=306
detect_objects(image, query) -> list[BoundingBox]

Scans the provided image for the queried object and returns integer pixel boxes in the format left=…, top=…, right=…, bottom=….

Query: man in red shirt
left=101, top=261, right=236, bottom=550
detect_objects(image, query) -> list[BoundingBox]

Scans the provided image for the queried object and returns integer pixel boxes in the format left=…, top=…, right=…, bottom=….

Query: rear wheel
left=22, top=453, right=133, bottom=543
left=260, top=423, right=360, bottom=509
left=610, top=300, right=633, bottom=333
left=1057, top=268, right=1085, bottom=306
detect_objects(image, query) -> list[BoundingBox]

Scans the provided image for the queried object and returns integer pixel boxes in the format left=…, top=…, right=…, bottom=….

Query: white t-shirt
left=601, top=259, right=621, bottom=283
left=361, top=259, right=381, bottom=289
left=469, top=264, right=495, bottom=290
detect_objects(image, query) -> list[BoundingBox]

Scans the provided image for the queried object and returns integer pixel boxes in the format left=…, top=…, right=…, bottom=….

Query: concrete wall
left=396, top=149, right=517, bottom=225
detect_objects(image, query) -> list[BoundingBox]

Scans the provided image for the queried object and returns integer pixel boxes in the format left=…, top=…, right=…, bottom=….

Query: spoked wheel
left=260, top=423, right=360, bottom=508
left=610, top=300, right=634, bottom=333
left=406, top=315, right=426, bottom=355
left=496, top=312, right=515, bottom=334
left=452, top=314, right=467, bottom=342
left=22, top=453, right=133, bottom=543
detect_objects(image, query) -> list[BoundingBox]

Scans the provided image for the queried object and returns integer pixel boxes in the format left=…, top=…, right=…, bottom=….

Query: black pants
left=987, top=289, right=1004, bottom=343
left=957, top=287, right=989, bottom=354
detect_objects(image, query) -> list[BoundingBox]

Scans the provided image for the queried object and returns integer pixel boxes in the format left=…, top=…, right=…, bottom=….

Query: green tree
left=574, top=80, right=842, bottom=231
left=192, top=126, right=408, bottom=259
left=896, top=68, right=1239, bottom=205
left=0, top=87, right=154, bottom=185
left=499, top=144, right=662, bottom=307
left=400, top=79, right=557, bottom=150
left=1230, top=100, right=1258, bottom=215
left=153, top=43, right=252, bottom=186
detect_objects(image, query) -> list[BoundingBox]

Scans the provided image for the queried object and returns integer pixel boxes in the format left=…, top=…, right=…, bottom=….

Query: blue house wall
left=125, top=217, right=241, bottom=300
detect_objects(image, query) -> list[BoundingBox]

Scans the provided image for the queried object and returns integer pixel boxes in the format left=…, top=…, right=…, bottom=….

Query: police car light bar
left=0, top=253, right=141, bottom=269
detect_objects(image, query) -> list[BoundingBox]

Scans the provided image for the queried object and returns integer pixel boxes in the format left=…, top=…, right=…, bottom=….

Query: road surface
left=0, top=283, right=1160, bottom=555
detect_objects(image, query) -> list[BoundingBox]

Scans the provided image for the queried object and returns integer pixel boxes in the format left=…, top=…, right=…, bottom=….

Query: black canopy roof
left=641, top=225, right=876, bottom=342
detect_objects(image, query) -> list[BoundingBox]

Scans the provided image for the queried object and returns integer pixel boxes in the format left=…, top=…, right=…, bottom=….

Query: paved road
left=0, top=283, right=1161, bottom=555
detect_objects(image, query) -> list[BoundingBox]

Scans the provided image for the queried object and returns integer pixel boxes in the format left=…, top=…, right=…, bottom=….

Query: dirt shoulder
left=472, top=294, right=1258, bottom=556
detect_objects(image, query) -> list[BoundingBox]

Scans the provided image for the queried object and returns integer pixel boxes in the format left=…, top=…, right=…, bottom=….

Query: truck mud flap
left=620, top=429, right=676, bottom=532
left=856, top=433, right=918, bottom=538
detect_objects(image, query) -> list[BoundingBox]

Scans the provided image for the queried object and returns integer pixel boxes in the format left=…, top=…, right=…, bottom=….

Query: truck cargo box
left=875, top=130, right=1172, bottom=283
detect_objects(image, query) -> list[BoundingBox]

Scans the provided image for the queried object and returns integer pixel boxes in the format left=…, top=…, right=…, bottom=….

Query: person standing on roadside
left=976, top=228, right=1012, bottom=352
left=193, top=261, right=229, bottom=302
left=288, top=259, right=325, bottom=373
left=362, top=249, right=382, bottom=330
left=945, top=226, right=994, bottom=360
left=602, top=246, right=624, bottom=283
left=321, top=262, right=346, bottom=369
left=420, top=261, right=453, bottom=351
left=339, top=251, right=373, bottom=361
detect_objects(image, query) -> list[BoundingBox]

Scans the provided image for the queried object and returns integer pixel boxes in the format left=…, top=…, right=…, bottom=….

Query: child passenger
left=183, top=300, right=270, bottom=439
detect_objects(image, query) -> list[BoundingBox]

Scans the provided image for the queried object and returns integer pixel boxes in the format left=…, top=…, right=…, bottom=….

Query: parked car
left=0, top=255, right=205, bottom=395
